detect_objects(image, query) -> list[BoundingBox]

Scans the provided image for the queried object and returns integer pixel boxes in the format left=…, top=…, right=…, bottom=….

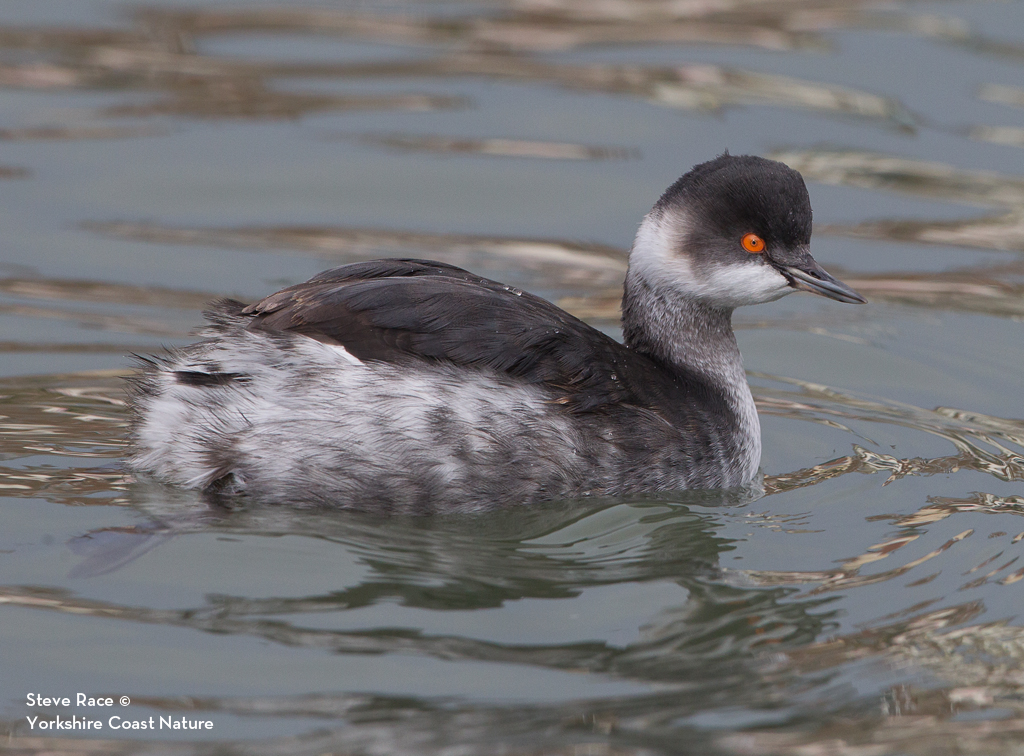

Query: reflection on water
left=1, top=356, right=1022, bottom=750
left=84, top=220, right=629, bottom=288
left=721, top=602, right=1024, bottom=755
left=970, top=124, right=1024, bottom=148
left=0, top=125, right=165, bottom=141
left=775, top=148, right=1024, bottom=254
left=0, top=276, right=215, bottom=308
left=135, top=4, right=823, bottom=52
left=773, top=148, right=1024, bottom=209
left=2, top=0, right=1024, bottom=753
left=354, top=132, right=640, bottom=160
left=0, top=6, right=918, bottom=124
left=827, top=210, right=1024, bottom=254
left=980, top=82, right=1024, bottom=110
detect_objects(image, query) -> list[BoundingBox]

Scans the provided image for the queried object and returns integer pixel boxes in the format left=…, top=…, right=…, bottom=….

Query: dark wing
left=237, top=258, right=656, bottom=412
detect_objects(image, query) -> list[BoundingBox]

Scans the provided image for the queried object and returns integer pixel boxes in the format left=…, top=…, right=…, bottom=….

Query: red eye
left=742, top=233, right=765, bottom=253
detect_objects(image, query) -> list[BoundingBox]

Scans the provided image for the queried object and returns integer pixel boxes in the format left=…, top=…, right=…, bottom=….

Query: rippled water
left=2, top=1, right=1024, bottom=753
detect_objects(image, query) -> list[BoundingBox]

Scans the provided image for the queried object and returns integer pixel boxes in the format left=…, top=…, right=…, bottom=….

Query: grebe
left=128, top=154, right=865, bottom=511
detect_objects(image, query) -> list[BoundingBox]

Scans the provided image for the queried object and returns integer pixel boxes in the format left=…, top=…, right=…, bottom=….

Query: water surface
left=2, top=1, right=1024, bottom=753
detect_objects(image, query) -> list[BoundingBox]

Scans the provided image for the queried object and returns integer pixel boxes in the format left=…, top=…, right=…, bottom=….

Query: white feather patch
left=629, top=209, right=792, bottom=308
left=686, top=262, right=791, bottom=308
left=313, top=340, right=364, bottom=365
left=629, top=210, right=696, bottom=295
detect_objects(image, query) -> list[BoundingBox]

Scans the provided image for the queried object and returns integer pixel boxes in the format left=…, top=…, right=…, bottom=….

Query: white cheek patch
left=629, top=210, right=696, bottom=292
left=629, top=210, right=794, bottom=308
left=692, top=262, right=792, bottom=308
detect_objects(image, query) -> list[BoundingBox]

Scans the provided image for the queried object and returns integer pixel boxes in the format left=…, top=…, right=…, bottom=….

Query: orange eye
left=742, top=233, right=765, bottom=253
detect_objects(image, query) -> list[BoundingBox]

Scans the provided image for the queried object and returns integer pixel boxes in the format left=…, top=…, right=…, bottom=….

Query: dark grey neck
left=621, top=269, right=743, bottom=385
left=620, top=265, right=761, bottom=485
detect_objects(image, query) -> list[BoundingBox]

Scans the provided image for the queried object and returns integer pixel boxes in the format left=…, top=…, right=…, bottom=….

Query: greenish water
left=2, top=1, right=1024, bottom=753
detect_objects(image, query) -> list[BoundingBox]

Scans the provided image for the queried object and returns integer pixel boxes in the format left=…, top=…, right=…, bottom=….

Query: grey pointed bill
left=782, top=261, right=867, bottom=304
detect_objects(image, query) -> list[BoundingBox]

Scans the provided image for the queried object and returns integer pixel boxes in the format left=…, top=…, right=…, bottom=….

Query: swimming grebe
left=128, top=154, right=865, bottom=511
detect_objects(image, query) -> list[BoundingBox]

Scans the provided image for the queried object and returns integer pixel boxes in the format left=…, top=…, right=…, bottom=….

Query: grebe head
left=628, top=153, right=866, bottom=310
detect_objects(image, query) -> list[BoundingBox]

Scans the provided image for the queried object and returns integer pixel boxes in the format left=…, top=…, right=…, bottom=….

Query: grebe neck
left=621, top=252, right=761, bottom=476
left=622, top=266, right=743, bottom=386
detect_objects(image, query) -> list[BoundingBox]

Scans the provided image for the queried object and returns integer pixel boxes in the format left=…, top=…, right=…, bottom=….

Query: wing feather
left=235, top=259, right=680, bottom=413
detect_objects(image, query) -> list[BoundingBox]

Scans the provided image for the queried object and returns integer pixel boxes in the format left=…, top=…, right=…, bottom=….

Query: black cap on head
left=642, top=153, right=865, bottom=305
left=655, top=153, right=812, bottom=251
